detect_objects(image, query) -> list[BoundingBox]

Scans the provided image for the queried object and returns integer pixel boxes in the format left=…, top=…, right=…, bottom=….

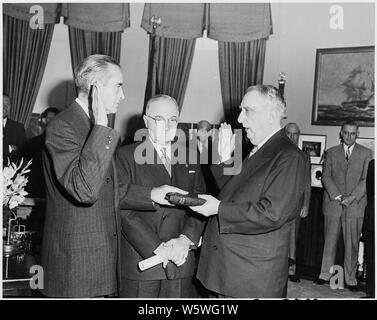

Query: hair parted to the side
left=145, top=94, right=179, bottom=114
left=245, top=85, right=287, bottom=119
left=74, top=54, right=120, bottom=94
left=341, top=119, right=359, bottom=130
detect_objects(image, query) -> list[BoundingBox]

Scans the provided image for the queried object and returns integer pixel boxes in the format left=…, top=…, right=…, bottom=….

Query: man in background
left=23, top=107, right=60, bottom=198
left=3, top=94, right=26, bottom=164
left=116, top=94, right=206, bottom=298
left=314, top=120, right=372, bottom=292
left=284, top=122, right=311, bottom=283
left=191, top=85, right=307, bottom=298
left=196, top=119, right=219, bottom=196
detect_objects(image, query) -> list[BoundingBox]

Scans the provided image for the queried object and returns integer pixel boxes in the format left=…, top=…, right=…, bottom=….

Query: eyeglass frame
left=145, top=114, right=179, bottom=127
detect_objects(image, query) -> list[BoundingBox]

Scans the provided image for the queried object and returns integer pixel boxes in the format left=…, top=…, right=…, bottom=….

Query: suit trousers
left=288, top=217, right=301, bottom=275
left=319, top=215, right=363, bottom=285
left=120, top=277, right=195, bottom=298
left=365, top=229, right=375, bottom=297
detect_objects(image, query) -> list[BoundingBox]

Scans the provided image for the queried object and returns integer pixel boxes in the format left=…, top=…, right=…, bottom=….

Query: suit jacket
left=41, top=101, right=121, bottom=297
left=363, top=159, right=374, bottom=234
left=302, top=151, right=311, bottom=211
left=322, top=143, right=372, bottom=218
left=197, top=129, right=307, bottom=298
left=116, top=139, right=206, bottom=281
left=3, top=118, right=26, bottom=164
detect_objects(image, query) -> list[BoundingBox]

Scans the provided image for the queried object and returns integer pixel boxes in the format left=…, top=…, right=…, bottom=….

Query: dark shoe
left=313, top=278, right=328, bottom=285
left=346, top=285, right=360, bottom=292
left=288, top=275, right=301, bottom=283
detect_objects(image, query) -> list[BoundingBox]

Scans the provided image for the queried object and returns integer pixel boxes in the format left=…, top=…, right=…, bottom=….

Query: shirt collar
left=343, top=143, right=355, bottom=153
left=75, top=98, right=90, bottom=118
left=3, top=117, right=7, bottom=128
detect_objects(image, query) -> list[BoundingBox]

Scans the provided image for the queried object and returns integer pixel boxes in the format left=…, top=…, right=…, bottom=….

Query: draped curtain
left=64, top=3, right=130, bottom=128
left=3, top=4, right=58, bottom=127
left=218, top=39, right=267, bottom=128
left=210, top=3, right=272, bottom=130
left=141, top=3, right=204, bottom=114
left=143, top=36, right=196, bottom=113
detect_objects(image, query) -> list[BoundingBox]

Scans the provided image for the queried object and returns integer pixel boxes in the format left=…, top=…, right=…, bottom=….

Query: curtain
left=218, top=39, right=267, bottom=128
left=143, top=35, right=196, bottom=113
left=65, top=3, right=129, bottom=128
left=3, top=14, right=55, bottom=127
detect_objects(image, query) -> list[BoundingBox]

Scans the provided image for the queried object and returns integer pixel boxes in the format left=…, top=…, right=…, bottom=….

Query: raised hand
left=151, top=185, right=188, bottom=206
left=91, top=83, right=108, bottom=127
left=189, top=194, right=220, bottom=217
left=218, top=123, right=236, bottom=163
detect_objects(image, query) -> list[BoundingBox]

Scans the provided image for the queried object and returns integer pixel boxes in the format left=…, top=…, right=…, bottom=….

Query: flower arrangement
left=3, top=157, right=32, bottom=210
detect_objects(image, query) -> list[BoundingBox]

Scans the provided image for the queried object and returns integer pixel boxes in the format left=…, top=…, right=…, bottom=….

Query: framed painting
left=312, top=46, right=374, bottom=127
left=356, top=137, right=374, bottom=153
left=298, top=134, right=326, bottom=164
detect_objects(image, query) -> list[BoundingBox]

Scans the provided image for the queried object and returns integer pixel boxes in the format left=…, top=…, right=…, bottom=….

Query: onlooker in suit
left=116, top=94, right=206, bottom=298
left=314, top=120, right=372, bottom=292
left=284, top=122, right=311, bottom=283
left=191, top=85, right=307, bottom=298
left=362, top=159, right=374, bottom=298
left=23, top=107, right=60, bottom=198
left=3, top=94, right=26, bottom=165
left=41, top=54, right=125, bottom=297
left=196, top=120, right=219, bottom=196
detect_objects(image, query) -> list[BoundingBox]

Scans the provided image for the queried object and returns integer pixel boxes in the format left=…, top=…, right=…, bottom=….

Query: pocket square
left=189, top=170, right=196, bottom=173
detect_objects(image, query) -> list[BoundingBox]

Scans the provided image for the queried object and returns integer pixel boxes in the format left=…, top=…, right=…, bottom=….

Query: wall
left=34, top=2, right=374, bottom=148
left=264, top=2, right=375, bottom=148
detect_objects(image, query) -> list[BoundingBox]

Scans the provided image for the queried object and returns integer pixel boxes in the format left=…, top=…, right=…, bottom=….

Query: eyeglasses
left=145, top=114, right=178, bottom=127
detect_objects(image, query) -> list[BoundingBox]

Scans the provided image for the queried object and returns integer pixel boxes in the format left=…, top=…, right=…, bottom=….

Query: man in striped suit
left=41, top=55, right=125, bottom=297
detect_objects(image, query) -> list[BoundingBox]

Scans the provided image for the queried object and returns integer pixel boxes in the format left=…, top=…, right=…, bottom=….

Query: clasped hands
left=336, top=194, right=356, bottom=207
left=153, top=236, right=192, bottom=268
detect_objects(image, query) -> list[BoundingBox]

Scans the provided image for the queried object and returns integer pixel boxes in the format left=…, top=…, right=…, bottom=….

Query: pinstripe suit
left=41, top=101, right=121, bottom=297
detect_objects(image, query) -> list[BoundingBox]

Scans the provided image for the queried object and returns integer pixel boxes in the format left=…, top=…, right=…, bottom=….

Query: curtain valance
left=3, top=3, right=131, bottom=32
left=3, top=3, right=60, bottom=24
left=208, top=3, right=273, bottom=42
left=141, top=3, right=205, bottom=40
left=63, top=3, right=130, bottom=32
left=141, top=3, right=272, bottom=42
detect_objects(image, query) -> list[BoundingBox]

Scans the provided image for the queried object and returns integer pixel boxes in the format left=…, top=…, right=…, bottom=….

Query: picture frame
left=312, top=46, right=374, bottom=127
left=298, top=134, right=326, bottom=164
left=311, top=164, right=323, bottom=188
left=356, top=137, right=374, bottom=153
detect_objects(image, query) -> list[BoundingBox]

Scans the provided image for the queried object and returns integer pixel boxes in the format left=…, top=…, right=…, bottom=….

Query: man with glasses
left=116, top=94, right=206, bottom=298
left=314, top=120, right=372, bottom=292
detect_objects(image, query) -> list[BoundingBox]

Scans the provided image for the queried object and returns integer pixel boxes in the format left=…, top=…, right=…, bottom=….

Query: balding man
left=116, top=94, right=206, bottom=298
left=284, top=122, right=311, bottom=283
left=191, top=85, right=307, bottom=298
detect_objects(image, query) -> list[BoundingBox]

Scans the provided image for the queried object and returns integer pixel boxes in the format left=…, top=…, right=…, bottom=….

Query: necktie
left=346, top=146, right=351, bottom=162
left=248, top=146, right=258, bottom=158
left=160, top=147, right=171, bottom=177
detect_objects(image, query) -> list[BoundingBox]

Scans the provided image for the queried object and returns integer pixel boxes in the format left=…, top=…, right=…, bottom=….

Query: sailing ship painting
left=312, top=46, right=374, bottom=127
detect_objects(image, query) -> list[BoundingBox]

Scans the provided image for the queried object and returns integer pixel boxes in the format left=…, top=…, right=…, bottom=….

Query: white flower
left=3, top=157, right=32, bottom=211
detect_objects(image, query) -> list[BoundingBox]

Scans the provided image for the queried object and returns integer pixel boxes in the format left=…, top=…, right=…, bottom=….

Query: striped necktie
left=160, top=147, right=171, bottom=176
left=345, top=146, right=351, bottom=162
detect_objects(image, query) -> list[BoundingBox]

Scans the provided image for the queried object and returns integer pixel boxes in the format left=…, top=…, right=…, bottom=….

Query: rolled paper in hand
left=138, top=255, right=164, bottom=271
